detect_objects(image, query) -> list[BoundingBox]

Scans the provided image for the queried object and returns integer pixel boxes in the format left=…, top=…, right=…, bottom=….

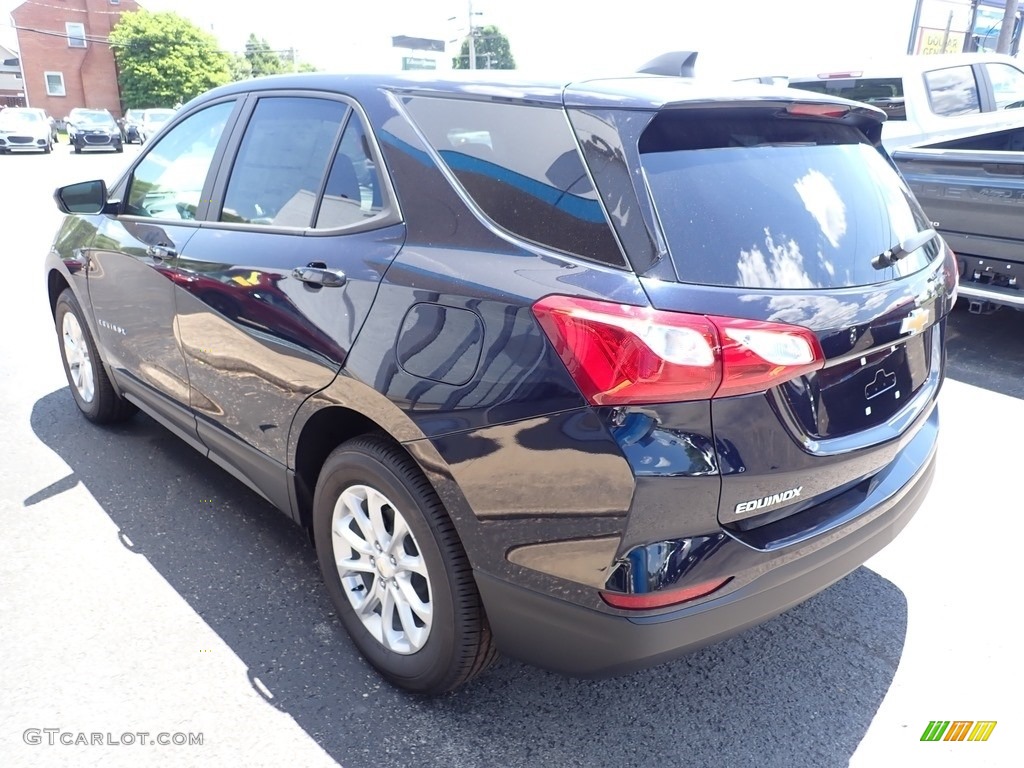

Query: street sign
left=402, top=57, right=437, bottom=70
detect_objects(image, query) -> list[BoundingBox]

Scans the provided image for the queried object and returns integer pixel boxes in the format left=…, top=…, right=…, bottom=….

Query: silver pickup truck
left=892, top=123, right=1024, bottom=314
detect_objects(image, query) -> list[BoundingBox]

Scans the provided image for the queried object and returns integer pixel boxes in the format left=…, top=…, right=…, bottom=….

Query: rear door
left=173, top=92, right=402, bottom=492
left=570, top=99, right=958, bottom=530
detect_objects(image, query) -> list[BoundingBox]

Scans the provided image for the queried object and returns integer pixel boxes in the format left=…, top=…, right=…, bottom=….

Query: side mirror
left=54, top=180, right=109, bottom=215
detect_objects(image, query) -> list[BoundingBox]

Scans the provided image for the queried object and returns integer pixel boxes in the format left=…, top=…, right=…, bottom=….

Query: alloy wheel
left=331, top=484, right=432, bottom=654
left=62, top=311, right=95, bottom=403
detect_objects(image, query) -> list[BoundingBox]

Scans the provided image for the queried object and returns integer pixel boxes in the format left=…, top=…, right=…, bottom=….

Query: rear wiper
left=872, top=228, right=938, bottom=269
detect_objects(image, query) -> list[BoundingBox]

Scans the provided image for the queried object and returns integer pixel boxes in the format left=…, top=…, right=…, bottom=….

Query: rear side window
left=924, top=66, right=980, bottom=116
left=638, top=109, right=936, bottom=290
left=314, top=117, right=384, bottom=229
left=402, top=96, right=626, bottom=267
left=789, top=78, right=906, bottom=121
left=221, top=97, right=348, bottom=227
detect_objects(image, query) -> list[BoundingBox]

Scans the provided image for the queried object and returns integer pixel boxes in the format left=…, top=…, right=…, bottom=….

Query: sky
left=3, top=0, right=1015, bottom=80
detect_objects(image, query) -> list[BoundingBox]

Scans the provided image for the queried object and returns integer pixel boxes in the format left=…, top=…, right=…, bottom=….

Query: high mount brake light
left=786, top=103, right=851, bottom=118
left=532, top=296, right=825, bottom=406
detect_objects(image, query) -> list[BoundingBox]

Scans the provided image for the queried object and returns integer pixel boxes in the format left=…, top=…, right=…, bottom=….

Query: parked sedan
left=140, top=108, right=176, bottom=142
left=66, top=108, right=123, bottom=154
left=120, top=109, right=145, bottom=144
left=45, top=68, right=955, bottom=694
left=0, top=108, right=53, bottom=153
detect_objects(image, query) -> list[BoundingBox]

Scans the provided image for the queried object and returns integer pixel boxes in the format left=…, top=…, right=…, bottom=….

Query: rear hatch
left=565, top=84, right=957, bottom=534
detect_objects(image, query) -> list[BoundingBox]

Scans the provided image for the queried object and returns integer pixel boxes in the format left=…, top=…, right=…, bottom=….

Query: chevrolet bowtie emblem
left=900, top=307, right=931, bottom=336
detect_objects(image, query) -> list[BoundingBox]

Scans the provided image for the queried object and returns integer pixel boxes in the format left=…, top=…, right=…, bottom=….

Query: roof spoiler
left=637, top=51, right=698, bottom=78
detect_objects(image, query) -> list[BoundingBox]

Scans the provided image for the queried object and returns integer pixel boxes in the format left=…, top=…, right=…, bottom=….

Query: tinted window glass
left=924, top=66, right=980, bottom=116
left=221, top=97, right=348, bottom=227
left=638, top=110, right=936, bottom=289
left=788, top=78, right=906, bottom=121
left=315, top=117, right=384, bottom=229
left=985, top=62, right=1024, bottom=110
left=125, top=102, right=233, bottom=220
left=403, top=96, right=625, bottom=267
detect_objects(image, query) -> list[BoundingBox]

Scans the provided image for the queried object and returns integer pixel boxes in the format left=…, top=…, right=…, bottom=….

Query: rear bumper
left=477, top=418, right=937, bottom=678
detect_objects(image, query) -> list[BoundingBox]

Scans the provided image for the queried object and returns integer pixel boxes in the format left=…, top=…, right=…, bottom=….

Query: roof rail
left=637, top=51, right=699, bottom=77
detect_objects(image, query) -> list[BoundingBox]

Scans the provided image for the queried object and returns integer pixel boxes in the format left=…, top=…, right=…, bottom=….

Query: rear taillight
left=532, top=295, right=824, bottom=405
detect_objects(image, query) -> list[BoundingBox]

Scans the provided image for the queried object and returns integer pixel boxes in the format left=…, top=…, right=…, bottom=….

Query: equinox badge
left=735, top=486, right=803, bottom=514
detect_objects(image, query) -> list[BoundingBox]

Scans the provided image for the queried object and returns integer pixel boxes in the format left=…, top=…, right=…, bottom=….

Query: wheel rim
left=62, top=311, right=95, bottom=404
left=332, top=484, right=432, bottom=654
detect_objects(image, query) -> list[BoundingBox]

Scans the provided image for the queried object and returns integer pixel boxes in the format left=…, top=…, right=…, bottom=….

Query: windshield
left=0, top=111, right=41, bottom=127
left=146, top=111, right=174, bottom=124
left=639, top=109, right=937, bottom=289
left=72, top=111, right=114, bottom=126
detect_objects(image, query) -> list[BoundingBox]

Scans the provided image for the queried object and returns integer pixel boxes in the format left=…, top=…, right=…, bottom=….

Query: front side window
left=125, top=101, right=233, bottom=220
left=402, top=96, right=625, bottom=267
left=924, top=66, right=980, bottom=116
left=985, top=62, right=1024, bottom=110
left=220, top=97, right=348, bottom=227
left=66, top=23, right=86, bottom=48
left=45, top=72, right=65, bottom=97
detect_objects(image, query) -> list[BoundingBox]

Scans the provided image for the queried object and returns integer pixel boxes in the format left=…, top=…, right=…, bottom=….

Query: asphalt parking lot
left=1, top=143, right=1020, bottom=768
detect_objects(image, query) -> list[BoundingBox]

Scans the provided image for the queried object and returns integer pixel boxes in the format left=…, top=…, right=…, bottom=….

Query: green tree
left=110, top=10, right=230, bottom=108
left=245, top=34, right=287, bottom=77
left=228, top=53, right=252, bottom=82
left=452, top=25, right=516, bottom=69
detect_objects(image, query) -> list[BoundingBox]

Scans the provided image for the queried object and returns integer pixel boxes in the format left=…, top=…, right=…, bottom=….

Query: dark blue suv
left=46, top=71, right=957, bottom=694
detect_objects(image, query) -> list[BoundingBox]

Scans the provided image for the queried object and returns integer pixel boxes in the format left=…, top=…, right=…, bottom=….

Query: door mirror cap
left=54, top=180, right=108, bottom=215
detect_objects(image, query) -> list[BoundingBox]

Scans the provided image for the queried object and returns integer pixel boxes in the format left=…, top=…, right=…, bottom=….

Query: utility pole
left=996, top=0, right=1020, bottom=53
left=467, top=0, right=477, bottom=70
left=907, top=0, right=925, bottom=54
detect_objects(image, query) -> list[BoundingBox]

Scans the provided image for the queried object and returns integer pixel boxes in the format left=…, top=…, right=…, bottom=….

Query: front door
left=87, top=99, right=239, bottom=444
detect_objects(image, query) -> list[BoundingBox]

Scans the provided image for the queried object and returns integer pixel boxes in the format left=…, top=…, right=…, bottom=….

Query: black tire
left=115, top=145, right=123, bottom=153
left=44, top=142, right=51, bottom=154
left=73, top=145, right=81, bottom=154
left=54, top=288, right=136, bottom=424
left=313, top=435, right=497, bottom=694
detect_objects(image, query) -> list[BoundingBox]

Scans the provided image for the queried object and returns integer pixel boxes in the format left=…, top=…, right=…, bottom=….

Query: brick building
left=0, top=42, right=24, bottom=107
left=13, top=0, right=141, bottom=119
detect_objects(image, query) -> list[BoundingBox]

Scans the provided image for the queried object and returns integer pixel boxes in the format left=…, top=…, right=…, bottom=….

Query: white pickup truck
left=786, top=53, right=1024, bottom=150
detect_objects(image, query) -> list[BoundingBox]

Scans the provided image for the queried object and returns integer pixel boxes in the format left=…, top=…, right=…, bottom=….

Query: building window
left=45, top=72, right=66, bottom=96
left=110, top=0, right=120, bottom=4
left=66, top=22, right=86, bottom=48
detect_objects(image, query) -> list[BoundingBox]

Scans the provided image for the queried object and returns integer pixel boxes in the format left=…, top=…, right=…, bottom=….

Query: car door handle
left=146, top=244, right=177, bottom=260
left=292, top=266, right=347, bottom=287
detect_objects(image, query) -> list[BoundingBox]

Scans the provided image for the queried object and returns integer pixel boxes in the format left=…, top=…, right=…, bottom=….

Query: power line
left=0, top=21, right=301, bottom=60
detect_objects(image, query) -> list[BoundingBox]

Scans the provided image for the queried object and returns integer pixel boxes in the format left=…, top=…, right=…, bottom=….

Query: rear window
left=402, top=96, right=626, bottom=267
left=638, top=109, right=937, bottom=290
left=789, top=78, right=906, bottom=121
